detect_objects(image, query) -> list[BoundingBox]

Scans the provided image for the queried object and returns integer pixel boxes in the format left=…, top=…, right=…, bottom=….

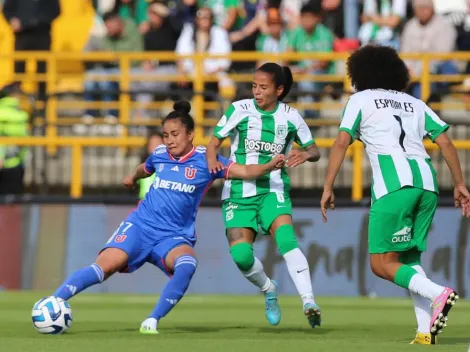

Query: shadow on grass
left=438, top=337, right=470, bottom=345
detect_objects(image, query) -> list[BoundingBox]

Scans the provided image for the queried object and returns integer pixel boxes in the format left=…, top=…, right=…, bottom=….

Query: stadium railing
left=1, top=51, right=470, bottom=200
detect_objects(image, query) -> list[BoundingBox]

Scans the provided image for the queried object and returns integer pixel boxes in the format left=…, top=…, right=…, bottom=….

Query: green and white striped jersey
left=339, top=89, right=449, bottom=202
left=214, top=99, right=315, bottom=200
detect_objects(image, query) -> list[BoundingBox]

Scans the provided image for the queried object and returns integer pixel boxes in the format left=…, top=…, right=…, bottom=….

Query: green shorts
left=222, top=192, right=292, bottom=234
left=368, top=187, right=438, bottom=254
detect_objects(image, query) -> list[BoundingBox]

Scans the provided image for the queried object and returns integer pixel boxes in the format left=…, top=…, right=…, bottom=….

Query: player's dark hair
left=347, top=45, right=410, bottom=92
left=102, top=11, right=120, bottom=22
left=257, top=62, right=293, bottom=101
left=300, top=1, right=323, bottom=16
left=162, top=101, right=195, bottom=133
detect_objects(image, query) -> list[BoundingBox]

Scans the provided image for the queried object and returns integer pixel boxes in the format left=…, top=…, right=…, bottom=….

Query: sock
left=283, top=248, right=315, bottom=305
left=241, top=257, right=274, bottom=292
left=395, top=265, right=444, bottom=301
left=150, top=255, right=197, bottom=320
left=408, top=274, right=445, bottom=301
left=53, top=263, right=104, bottom=301
left=410, top=265, right=431, bottom=334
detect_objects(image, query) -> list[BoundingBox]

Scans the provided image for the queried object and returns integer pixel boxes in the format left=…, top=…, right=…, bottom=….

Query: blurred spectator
left=167, top=0, right=199, bottom=24
left=113, top=0, right=150, bottom=33
left=256, top=12, right=288, bottom=66
left=2, top=0, right=61, bottom=102
left=359, top=0, right=407, bottom=49
left=176, top=7, right=231, bottom=89
left=287, top=2, right=334, bottom=118
left=83, top=12, right=143, bottom=122
left=131, top=1, right=182, bottom=118
left=89, top=0, right=116, bottom=38
left=139, top=129, right=163, bottom=199
left=200, top=0, right=244, bottom=32
left=277, top=0, right=311, bottom=30
left=401, top=0, right=458, bottom=99
left=321, top=0, right=345, bottom=38
left=0, top=83, right=29, bottom=196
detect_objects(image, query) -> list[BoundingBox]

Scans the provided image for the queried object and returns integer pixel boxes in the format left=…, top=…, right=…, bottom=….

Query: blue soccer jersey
left=127, top=145, right=232, bottom=241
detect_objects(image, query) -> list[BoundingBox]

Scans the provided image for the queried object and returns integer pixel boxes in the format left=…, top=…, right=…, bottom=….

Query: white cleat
left=140, top=318, right=159, bottom=335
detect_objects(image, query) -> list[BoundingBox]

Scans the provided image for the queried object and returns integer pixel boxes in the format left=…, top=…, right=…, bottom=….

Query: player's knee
left=274, top=224, right=298, bottom=255
left=96, top=248, right=128, bottom=279
left=369, top=253, right=398, bottom=280
left=174, top=255, right=198, bottom=278
left=230, top=243, right=255, bottom=271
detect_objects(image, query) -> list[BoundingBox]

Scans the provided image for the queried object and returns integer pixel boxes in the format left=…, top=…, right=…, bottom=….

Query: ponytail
left=257, top=62, right=293, bottom=101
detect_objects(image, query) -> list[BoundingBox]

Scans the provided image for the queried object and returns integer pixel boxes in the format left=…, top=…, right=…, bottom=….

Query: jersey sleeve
left=423, top=104, right=449, bottom=142
left=211, top=154, right=234, bottom=180
left=144, top=154, right=156, bottom=174
left=339, top=97, right=362, bottom=143
left=294, top=112, right=315, bottom=148
left=214, top=103, right=240, bottom=139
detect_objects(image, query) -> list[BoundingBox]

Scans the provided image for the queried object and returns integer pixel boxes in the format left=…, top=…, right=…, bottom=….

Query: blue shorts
left=102, top=220, right=196, bottom=277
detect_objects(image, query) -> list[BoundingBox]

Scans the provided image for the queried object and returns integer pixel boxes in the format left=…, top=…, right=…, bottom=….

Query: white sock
left=141, top=317, right=158, bottom=330
left=410, top=265, right=431, bottom=334
left=283, top=248, right=315, bottom=305
left=408, top=271, right=445, bottom=301
left=241, top=257, right=274, bottom=292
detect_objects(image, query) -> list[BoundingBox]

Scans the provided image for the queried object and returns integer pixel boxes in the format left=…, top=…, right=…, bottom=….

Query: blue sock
left=53, top=263, right=105, bottom=301
left=150, top=255, right=197, bottom=320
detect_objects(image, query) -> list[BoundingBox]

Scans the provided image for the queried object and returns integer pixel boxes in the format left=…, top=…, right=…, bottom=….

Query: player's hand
left=320, top=188, right=335, bottom=223
left=123, top=175, right=136, bottom=189
left=286, top=149, right=309, bottom=168
left=208, top=158, right=225, bottom=174
left=269, top=154, right=285, bottom=170
left=454, top=184, right=470, bottom=218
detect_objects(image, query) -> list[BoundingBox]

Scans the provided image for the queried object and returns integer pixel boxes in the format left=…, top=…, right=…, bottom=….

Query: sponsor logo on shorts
left=115, top=235, right=127, bottom=243
left=392, top=227, right=412, bottom=243
left=244, top=139, right=284, bottom=154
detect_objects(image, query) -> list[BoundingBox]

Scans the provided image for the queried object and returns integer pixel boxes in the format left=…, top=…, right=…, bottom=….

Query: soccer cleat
left=140, top=318, right=159, bottom=335
left=264, top=280, right=281, bottom=326
left=303, top=303, right=321, bottom=328
left=409, top=332, right=436, bottom=345
left=430, top=287, right=459, bottom=337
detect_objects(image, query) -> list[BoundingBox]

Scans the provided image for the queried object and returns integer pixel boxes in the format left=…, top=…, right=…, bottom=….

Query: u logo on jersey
left=185, top=167, right=197, bottom=180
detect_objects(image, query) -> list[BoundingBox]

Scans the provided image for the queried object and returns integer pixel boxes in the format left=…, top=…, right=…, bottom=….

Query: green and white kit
left=214, top=99, right=315, bottom=233
left=339, top=89, right=449, bottom=254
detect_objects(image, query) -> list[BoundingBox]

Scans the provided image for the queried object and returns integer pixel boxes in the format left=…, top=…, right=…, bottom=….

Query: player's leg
left=368, top=189, right=456, bottom=337
left=409, top=190, right=457, bottom=339
left=260, top=192, right=319, bottom=328
left=223, top=198, right=280, bottom=325
left=223, top=199, right=275, bottom=293
left=52, top=221, right=142, bottom=301
left=53, top=248, right=126, bottom=301
left=141, top=242, right=197, bottom=334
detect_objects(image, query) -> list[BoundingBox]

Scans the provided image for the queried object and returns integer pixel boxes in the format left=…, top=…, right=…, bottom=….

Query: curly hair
left=347, top=45, right=410, bottom=92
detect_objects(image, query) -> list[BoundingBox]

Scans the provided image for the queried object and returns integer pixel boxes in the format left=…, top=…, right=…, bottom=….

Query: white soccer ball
left=32, top=296, right=73, bottom=334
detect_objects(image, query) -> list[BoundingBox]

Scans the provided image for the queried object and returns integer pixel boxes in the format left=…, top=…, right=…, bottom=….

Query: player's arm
left=321, top=98, right=361, bottom=221
left=206, top=136, right=225, bottom=173
left=227, top=155, right=285, bottom=180
left=434, top=133, right=470, bottom=214
left=207, top=103, right=240, bottom=173
left=287, top=110, right=321, bottom=167
left=123, top=163, right=154, bottom=189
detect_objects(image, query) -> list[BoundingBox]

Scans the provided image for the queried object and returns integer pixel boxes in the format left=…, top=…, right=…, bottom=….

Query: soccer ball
left=31, top=296, right=73, bottom=334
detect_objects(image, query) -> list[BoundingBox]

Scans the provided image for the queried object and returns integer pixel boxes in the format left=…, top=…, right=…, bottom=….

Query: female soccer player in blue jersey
left=48, top=101, right=284, bottom=334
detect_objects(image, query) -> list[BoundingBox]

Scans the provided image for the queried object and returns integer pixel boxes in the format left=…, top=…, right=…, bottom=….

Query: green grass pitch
left=1, top=291, right=469, bottom=352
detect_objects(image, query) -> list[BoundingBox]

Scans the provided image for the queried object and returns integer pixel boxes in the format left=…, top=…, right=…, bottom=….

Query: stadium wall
left=2, top=205, right=469, bottom=297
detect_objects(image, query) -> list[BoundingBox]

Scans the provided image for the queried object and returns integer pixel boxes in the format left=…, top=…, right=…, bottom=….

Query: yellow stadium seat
left=0, top=0, right=94, bottom=93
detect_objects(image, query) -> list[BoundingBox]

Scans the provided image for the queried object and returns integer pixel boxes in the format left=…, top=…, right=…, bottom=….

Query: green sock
left=393, top=265, right=418, bottom=288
